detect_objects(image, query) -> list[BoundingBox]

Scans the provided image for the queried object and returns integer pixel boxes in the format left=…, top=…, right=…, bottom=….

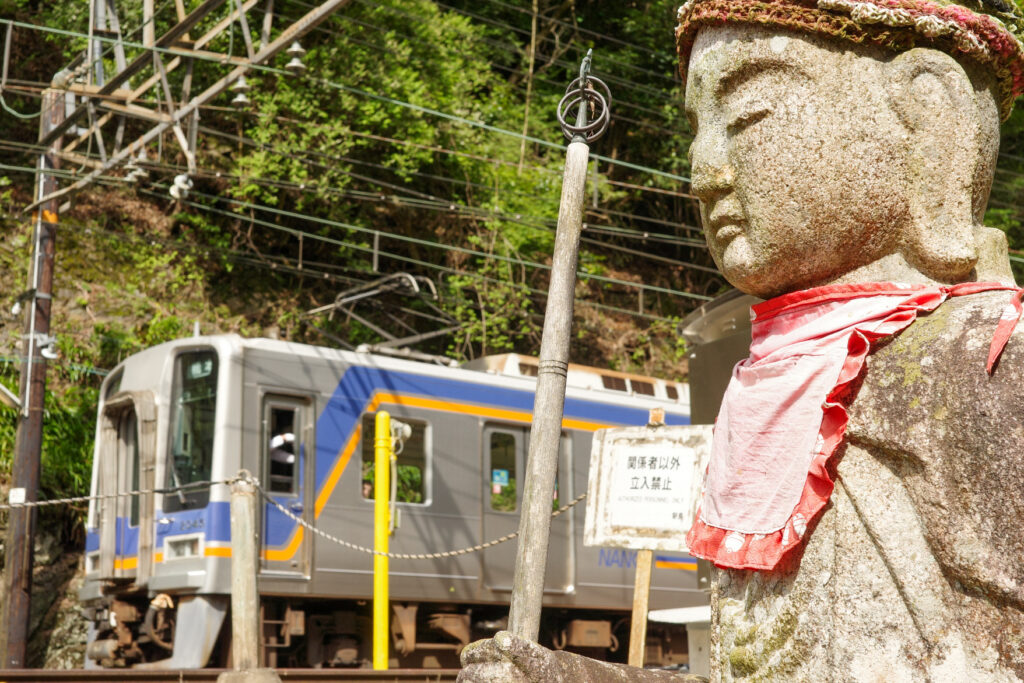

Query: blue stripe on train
left=313, top=365, right=689, bottom=495
left=87, top=365, right=689, bottom=558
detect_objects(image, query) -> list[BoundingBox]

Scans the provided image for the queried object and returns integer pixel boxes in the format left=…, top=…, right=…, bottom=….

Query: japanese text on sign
left=584, top=424, right=713, bottom=552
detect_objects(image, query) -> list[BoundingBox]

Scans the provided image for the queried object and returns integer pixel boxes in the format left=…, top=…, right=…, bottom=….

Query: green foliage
left=361, top=459, right=424, bottom=504
left=490, top=478, right=516, bottom=512
left=0, top=364, right=95, bottom=503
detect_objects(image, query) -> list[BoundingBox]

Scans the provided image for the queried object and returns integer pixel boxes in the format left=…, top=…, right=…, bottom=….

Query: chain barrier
left=0, top=477, right=589, bottom=563
left=259, top=485, right=587, bottom=560
left=0, top=479, right=232, bottom=511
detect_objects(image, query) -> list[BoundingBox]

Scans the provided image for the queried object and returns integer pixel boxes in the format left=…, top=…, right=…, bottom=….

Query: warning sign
left=584, top=424, right=713, bottom=552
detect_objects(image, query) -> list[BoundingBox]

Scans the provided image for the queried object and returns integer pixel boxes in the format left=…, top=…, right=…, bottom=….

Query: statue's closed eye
left=728, top=105, right=772, bottom=134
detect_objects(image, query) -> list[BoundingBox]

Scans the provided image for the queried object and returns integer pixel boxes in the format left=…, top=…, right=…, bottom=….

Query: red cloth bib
left=686, top=282, right=1024, bottom=571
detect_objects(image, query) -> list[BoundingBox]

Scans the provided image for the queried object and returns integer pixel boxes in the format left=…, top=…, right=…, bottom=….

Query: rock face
left=712, top=292, right=1024, bottom=681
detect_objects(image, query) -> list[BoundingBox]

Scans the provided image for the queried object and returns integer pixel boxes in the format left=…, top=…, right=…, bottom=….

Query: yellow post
left=373, top=411, right=391, bottom=670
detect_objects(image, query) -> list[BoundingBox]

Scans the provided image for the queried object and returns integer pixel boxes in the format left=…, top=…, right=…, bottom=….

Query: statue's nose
left=688, top=130, right=735, bottom=201
left=690, top=162, right=736, bottom=202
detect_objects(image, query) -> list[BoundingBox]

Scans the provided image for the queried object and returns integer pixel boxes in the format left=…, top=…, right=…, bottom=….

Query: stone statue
left=459, top=0, right=1024, bottom=680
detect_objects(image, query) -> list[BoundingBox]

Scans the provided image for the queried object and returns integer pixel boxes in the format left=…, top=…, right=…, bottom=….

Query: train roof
left=108, top=334, right=689, bottom=409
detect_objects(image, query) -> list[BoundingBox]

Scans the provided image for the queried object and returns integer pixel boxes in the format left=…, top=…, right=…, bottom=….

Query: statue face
left=685, top=26, right=910, bottom=297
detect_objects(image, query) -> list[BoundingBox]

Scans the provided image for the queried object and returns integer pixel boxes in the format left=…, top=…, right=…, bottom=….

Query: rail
left=0, top=668, right=460, bottom=682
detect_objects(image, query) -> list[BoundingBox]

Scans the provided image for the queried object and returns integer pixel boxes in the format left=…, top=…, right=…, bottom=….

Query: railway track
left=0, top=669, right=459, bottom=682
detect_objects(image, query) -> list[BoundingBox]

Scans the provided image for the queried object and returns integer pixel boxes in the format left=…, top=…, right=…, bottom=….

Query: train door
left=259, top=393, right=313, bottom=577
left=481, top=425, right=574, bottom=594
left=96, top=392, right=157, bottom=583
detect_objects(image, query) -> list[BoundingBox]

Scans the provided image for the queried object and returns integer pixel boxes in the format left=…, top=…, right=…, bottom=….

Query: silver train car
left=79, top=335, right=707, bottom=669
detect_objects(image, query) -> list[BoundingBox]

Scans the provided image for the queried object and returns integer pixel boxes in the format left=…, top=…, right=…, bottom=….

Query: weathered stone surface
left=457, top=631, right=707, bottom=683
left=712, top=294, right=1024, bottom=681
left=683, top=21, right=1024, bottom=682
left=685, top=25, right=1010, bottom=299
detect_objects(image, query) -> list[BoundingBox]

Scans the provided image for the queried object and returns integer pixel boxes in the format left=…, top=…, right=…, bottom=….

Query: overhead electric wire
left=129, top=187, right=701, bottom=320
left=197, top=123, right=708, bottom=242
left=168, top=185, right=712, bottom=301
left=466, top=0, right=669, bottom=60
left=300, top=19, right=683, bottom=135
left=5, top=17, right=694, bottom=190
left=286, top=2, right=686, bottom=127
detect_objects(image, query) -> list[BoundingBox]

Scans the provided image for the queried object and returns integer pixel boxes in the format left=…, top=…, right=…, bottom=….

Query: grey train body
left=79, top=334, right=708, bottom=669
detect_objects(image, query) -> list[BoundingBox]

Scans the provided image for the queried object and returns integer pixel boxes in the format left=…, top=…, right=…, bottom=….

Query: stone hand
left=457, top=631, right=707, bottom=683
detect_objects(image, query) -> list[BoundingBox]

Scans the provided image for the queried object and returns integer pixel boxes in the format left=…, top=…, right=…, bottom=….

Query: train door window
left=164, top=349, right=218, bottom=512
left=666, top=384, right=679, bottom=400
left=119, top=411, right=140, bottom=526
left=264, top=400, right=303, bottom=495
left=489, top=431, right=518, bottom=512
left=360, top=414, right=429, bottom=504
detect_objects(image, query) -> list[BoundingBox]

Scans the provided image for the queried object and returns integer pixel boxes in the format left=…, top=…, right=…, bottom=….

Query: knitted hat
left=675, top=0, right=1024, bottom=119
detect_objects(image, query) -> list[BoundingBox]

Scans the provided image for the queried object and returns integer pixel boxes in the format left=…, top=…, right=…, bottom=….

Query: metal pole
left=507, top=51, right=610, bottom=642
left=0, top=86, right=63, bottom=669
left=373, top=411, right=391, bottom=670
left=229, top=473, right=260, bottom=671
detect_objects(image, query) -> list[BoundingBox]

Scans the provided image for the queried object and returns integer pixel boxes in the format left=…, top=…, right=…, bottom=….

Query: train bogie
left=80, top=335, right=706, bottom=670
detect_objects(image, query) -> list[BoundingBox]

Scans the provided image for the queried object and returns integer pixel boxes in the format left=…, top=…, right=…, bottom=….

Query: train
left=78, top=334, right=711, bottom=670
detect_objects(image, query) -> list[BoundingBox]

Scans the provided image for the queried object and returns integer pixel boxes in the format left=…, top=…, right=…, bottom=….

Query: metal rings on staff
left=557, top=75, right=612, bottom=143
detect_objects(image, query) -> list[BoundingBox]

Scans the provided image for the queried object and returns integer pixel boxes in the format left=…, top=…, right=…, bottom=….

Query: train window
left=120, top=411, right=140, bottom=526
left=164, top=349, right=218, bottom=512
left=632, top=380, right=655, bottom=396
left=360, top=414, right=429, bottom=505
left=518, top=363, right=538, bottom=377
left=601, top=375, right=627, bottom=392
left=489, top=431, right=517, bottom=512
left=264, top=403, right=301, bottom=495
left=666, top=384, right=679, bottom=400
left=104, top=370, right=122, bottom=399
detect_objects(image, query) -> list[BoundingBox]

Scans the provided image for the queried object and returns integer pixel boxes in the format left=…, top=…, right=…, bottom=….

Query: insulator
left=286, top=41, right=307, bottom=59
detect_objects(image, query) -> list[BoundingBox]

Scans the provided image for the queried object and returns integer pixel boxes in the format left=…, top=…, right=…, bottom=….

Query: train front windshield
left=164, top=349, right=218, bottom=512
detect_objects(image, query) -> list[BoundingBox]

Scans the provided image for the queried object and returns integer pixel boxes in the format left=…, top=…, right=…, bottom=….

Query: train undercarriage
left=85, top=592, right=691, bottom=671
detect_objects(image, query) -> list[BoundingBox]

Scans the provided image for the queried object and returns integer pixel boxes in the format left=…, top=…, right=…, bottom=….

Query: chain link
left=0, top=479, right=232, bottom=511
left=259, top=486, right=587, bottom=560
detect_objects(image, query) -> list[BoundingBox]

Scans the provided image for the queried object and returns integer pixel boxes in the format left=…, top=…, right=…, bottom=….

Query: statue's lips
left=712, top=222, right=744, bottom=244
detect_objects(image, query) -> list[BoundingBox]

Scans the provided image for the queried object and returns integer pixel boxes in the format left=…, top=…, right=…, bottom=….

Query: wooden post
left=628, top=409, right=664, bottom=668
left=629, top=550, right=654, bottom=667
left=0, top=87, right=63, bottom=668
left=217, top=474, right=281, bottom=683
left=373, top=411, right=391, bottom=670
left=229, top=473, right=260, bottom=671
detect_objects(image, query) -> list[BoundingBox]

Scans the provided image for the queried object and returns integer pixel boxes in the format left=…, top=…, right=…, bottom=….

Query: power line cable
left=154, top=185, right=713, bottom=302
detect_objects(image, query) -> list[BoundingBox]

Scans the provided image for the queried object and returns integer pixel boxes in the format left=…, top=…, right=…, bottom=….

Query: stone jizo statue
left=459, top=0, right=1024, bottom=680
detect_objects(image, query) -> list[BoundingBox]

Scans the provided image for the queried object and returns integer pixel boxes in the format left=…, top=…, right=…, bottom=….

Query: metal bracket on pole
left=507, top=51, right=610, bottom=643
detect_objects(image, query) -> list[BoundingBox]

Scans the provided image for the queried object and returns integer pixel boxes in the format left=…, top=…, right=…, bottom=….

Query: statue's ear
left=886, top=48, right=978, bottom=281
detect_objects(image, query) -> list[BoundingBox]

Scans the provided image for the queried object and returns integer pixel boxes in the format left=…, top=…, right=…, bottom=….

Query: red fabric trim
left=687, top=281, right=1023, bottom=571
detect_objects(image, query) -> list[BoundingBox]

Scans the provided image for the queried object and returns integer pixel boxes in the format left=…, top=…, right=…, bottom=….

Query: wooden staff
left=508, top=51, right=611, bottom=642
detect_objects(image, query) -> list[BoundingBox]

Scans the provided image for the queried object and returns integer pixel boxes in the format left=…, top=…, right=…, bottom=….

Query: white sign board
left=584, top=424, right=713, bottom=552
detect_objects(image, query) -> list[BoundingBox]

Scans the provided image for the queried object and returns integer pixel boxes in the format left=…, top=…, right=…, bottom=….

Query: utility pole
left=507, top=51, right=610, bottom=642
left=1, top=84, right=64, bottom=668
